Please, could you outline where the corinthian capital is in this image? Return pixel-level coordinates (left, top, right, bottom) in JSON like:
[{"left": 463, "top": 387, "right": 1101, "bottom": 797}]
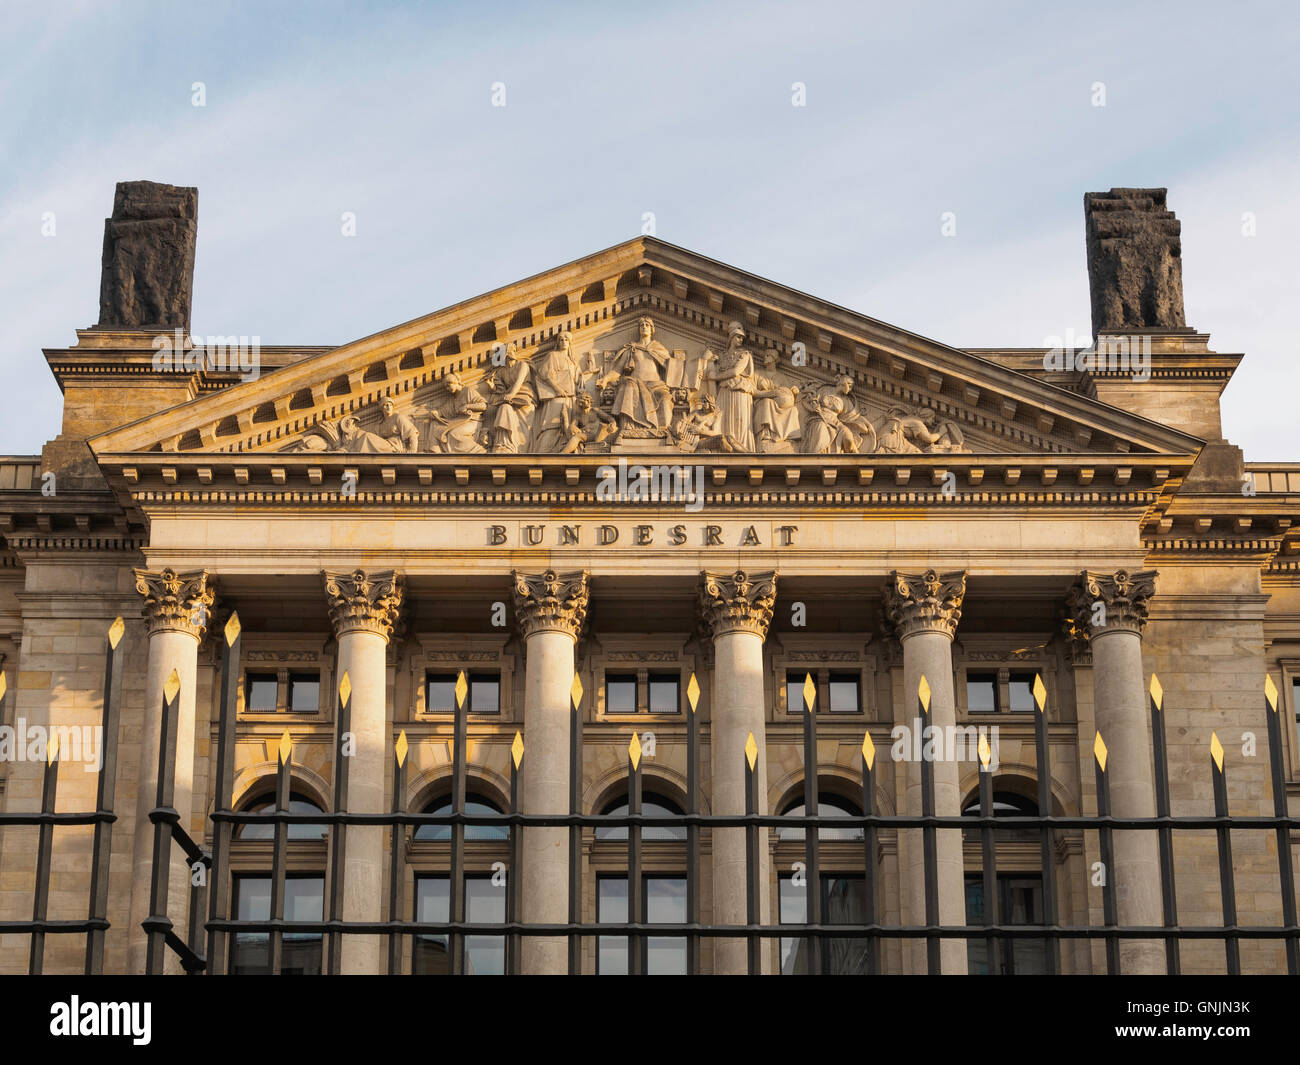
[
  {"left": 1065, "top": 569, "right": 1157, "bottom": 640},
  {"left": 882, "top": 569, "right": 966, "bottom": 640},
  {"left": 699, "top": 569, "right": 777, "bottom": 639},
  {"left": 511, "top": 569, "right": 590, "bottom": 639},
  {"left": 134, "top": 567, "right": 216, "bottom": 639},
  {"left": 322, "top": 569, "right": 405, "bottom": 640}
]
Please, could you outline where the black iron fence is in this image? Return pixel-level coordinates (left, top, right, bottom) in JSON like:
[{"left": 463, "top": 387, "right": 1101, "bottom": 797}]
[{"left": 3, "top": 612, "right": 1300, "bottom": 974}]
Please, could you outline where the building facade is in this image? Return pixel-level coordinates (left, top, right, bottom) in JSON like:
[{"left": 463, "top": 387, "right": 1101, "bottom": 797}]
[{"left": 1, "top": 182, "right": 1297, "bottom": 974}]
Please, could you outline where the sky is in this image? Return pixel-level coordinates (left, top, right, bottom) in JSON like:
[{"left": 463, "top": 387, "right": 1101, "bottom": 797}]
[{"left": 1, "top": 0, "right": 1297, "bottom": 457}]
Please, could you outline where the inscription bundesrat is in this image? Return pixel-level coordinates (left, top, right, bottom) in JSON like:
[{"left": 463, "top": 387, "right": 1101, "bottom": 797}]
[{"left": 487, "top": 523, "right": 799, "bottom": 547}]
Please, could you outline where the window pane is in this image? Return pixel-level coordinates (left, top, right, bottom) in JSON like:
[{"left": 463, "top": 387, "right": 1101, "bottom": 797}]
[
  {"left": 1008, "top": 672, "right": 1037, "bottom": 713},
  {"left": 648, "top": 674, "right": 679, "bottom": 714},
  {"left": 469, "top": 673, "right": 499, "bottom": 714},
  {"left": 821, "top": 876, "right": 869, "bottom": 974},
  {"left": 414, "top": 797, "right": 507, "bottom": 841},
  {"left": 827, "top": 673, "right": 859, "bottom": 713},
  {"left": 777, "top": 794, "right": 862, "bottom": 840},
  {"left": 966, "top": 673, "right": 998, "bottom": 713},
  {"left": 786, "top": 671, "right": 815, "bottom": 713},
  {"left": 778, "top": 876, "right": 808, "bottom": 974},
  {"left": 246, "top": 674, "right": 278, "bottom": 712},
  {"left": 414, "top": 877, "right": 450, "bottom": 974},
  {"left": 235, "top": 795, "right": 327, "bottom": 840},
  {"left": 595, "top": 797, "right": 686, "bottom": 841},
  {"left": 289, "top": 674, "right": 319, "bottom": 713},
  {"left": 464, "top": 877, "right": 506, "bottom": 975},
  {"left": 606, "top": 675, "right": 637, "bottom": 714},
  {"left": 965, "top": 875, "right": 1047, "bottom": 975},
  {"left": 427, "top": 673, "right": 458, "bottom": 713},
  {"left": 646, "top": 877, "right": 687, "bottom": 975},
  {"left": 232, "top": 875, "right": 322, "bottom": 975},
  {"left": 597, "top": 877, "right": 629, "bottom": 975}
]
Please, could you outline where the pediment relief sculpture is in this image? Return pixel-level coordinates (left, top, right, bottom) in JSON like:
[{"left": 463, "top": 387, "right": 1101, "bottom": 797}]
[{"left": 279, "top": 314, "right": 973, "bottom": 457}]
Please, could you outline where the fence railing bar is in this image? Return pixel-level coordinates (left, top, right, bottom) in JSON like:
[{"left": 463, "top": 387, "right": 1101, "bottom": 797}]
[
  {"left": 28, "top": 742, "right": 59, "bottom": 975},
  {"left": 144, "top": 677, "right": 181, "bottom": 975},
  {"left": 85, "top": 619, "right": 124, "bottom": 975},
  {"left": 205, "top": 614, "right": 240, "bottom": 976},
  {"left": 1033, "top": 676, "right": 1059, "bottom": 974},
  {"left": 1149, "top": 682, "right": 1180, "bottom": 976},
  {"left": 1211, "top": 738, "right": 1240, "bottom": 975},
  {"left": 1264, "top": 679, "right": 1299, "bottom": 975},
  {"left": 326, "top": 677, "right": 352, "bottom": 976}
]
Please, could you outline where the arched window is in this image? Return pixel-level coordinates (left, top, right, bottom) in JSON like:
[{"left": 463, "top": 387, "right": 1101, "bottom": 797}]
[
  {"left": 961, "top": 791, "right": 1039, "bottom": 818},
  {"left": 414, "top": 792, "right": 508, "bottom": 841},
  {"left": 235, "top": 792, "right": 327, "bottom": 840},
  {"left": 777, "top": 792, "right": 864, "bottom": 841},
  {"left": 594, "top": 793, "right": 687, "bottom": 842}
]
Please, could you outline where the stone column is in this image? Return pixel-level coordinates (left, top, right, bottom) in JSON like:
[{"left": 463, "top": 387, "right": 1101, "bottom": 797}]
[
  {"left": 127, "top": 567, "right": 215, "bottom": 974},
  {"left": 883, "top": 569, "right": 968, "bottom": 975},
  {"left": 699, "top": 569, "right": 777, "bottom": 975},
  {"left": 511, "top": 568, "right": 589, "bottom": 974},
  {"left": 323, "top": 568, "right": 404, "bottom": 975},
  {"left": 1066, "top": 569, "right": 1163, "bottom": 974}
]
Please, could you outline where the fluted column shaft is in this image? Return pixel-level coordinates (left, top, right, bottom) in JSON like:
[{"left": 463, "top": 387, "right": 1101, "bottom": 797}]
[
  {"left": 512, "top": 569, "right": 589, "bottom": 974},
  {"left": 323, "top": 568, "right": 404, "bottom": 975},
  {"left": 884, "top": 569, "right": 968, "bottom": 975},
  {"left": 127, "top": 568, "right": 214, "bottom": 974},
  {"left": 700, "top": 569, "right": 776, "bottom": 974},
  {"left": 1068, "top": 569, "right": 1163, "bottom": 974}
]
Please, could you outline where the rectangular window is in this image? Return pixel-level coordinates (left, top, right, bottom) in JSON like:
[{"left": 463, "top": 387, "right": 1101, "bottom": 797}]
[
  {"left": 288, "top": 673, "right": 320, "bottom": 714},
  {"left": 1293, "top": 678, "right": 1300, "bottom": 723},
  {"left": 231, "top": 874, "right": 323, "bottom": 975},
  {"left": 827, "top": 672, "right": 860, "bottom": 714},
  {"left": 426, "top": 673, "right": 458, "bottom": 713},
  {"left": 413, "top": 875, "right": 505, "bottom": 975},
  {"left": 778, "top": 874, "right": 869, "bottom": 974},
  {"left": 966, "top": 672, "right": 998, "bottom": 714},
  {"left": 965, "top": 875, "right": 1047, "bottom": 975},
  {"left": 597, "top": 875, "right": 687, "bottom": 975},
  {"left": 648, "top": 673, "right": 680, "bottom": 714},
  {"left": 245, "top": 674, "right": 279, "bottom": 713},
  {"left": 605, "top": 673, "right": 638, "bottom": 714},
  {"left": 1008, "top": 672, "right": 1038, "bottom": 713},
  {"left": 425, "top": 671, "right": 500, "bottom": 714},
  {"left": 786, "top": 670, "right": 816, "bottom": 713}
]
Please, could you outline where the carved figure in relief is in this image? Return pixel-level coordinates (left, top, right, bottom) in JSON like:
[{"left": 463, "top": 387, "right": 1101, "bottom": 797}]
[
  {"left": 800, "top": 376, "right": 875, "bottom": 454},
  {"left": 483, "top": 343, "right": 535, "bottom": 453},
  {"left": 753, "top": 351, "right": 802, "bottom": 453},
  {"left": 702, "top": 321, "right": 756, "bottom": 453},
  {"left": 562, "top": 392, "right": 617, "bottom": 453},
  {"left": 530, "top": 330, "right": 585, "bottom": 453},
  {"left": 425, "top": 372, "right": 487, "bottom": 453},
  {"left": 282, "top": 397, "right": 418, "bottom": 454},
  {"left": 874, "top": 405, "right": 968, "bottom": 454},
  {"left": 600, "top": 315, "right": 675, "bottom": 443}
]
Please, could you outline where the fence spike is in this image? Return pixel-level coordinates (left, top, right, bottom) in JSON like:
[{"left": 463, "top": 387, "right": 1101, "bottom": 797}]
[
  {"left": 861, "top": 730, "right": 875, "bottom": 771},
  {"left": 163, "top": 669, "right": 181, "bottom": 703},
  {"left": 802, "top": 672, "right": 816, "bottom": 713},
  {"left": 395, "top": 729, "right": 408, "bottom": 768},
  {"left": 1033, "top": 672, "right": 1047, "bottom": 712},
  {"left": 978, "top": 731, "right": 991, "bottom": 769},
  {"left": 278, "top": 729, "right": 292, "bottom": 764},
  {"left": 108, "top": 616, "right": 125, "bottom": 649},
  {"left": 338, "top": 670, "right": 352, "bottom": 708},
  {"left": 1149, "top": 673, "right": 1164, "bottom": 711},
  {"left": 1210, "top": 730, "right": 1224, "bottom": 772},
  {"left": 455, "top": 670, "right": 468, "bottom": 710},
  {"left": 0, "top": 670, "right": 6, "bottom": 703},
  {"left": 570, "top": 672, "right": 584, "bottom": 709},
  {"left": 628, "top": 730, "right": 642, "bottom": 770},
  {"left": 1265, "top": 673, "right": 1279, "bottom": 713},
  {"left": 224, "top": 611, "right": 241, "bottom": 646},
  {"left": 1093, "top": 730, "right": 1108, "bottom": 772},
  {"left": 47, "top": 729, "right": 60, "bottom": 764},
  {"left": 511, "top": 730, "right": 525, "bottom": 768},
  {"left": 744, "top": 731, "right": 758, "bottom": 770},
  {"left": 917, "top": 674, "right": 932, "bottom": 713}
]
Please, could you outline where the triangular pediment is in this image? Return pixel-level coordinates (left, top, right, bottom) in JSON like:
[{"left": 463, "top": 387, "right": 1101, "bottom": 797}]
[{"left": 88, "top": 237, "right": 1202, "bottom": 463}]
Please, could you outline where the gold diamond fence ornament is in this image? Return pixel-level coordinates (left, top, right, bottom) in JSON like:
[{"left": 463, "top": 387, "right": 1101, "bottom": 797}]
[
  {"left": 978, "top": 732, "right": 992, "bottom": 769},
  {"left": 1149, "top": 673, "right": 1164, "bottom": 711},
  {"left": 455, "top": 671, "right": 468, "bottom": 710},
  {"left": 687, "top": 672, "right": 701, "bottom": 714},
  {"left": 629, "top": 731, "right": 643, "bottom": 771},
  {"left": 1266, "top": 673, "right": 1279, "bottom": 713},
  {"left": 338, "top": 671, "right": 352, "bottom": 708},
  {"left": 1210, "top": 731, "right": 1225, "bottom": 772},
  {"left": 0, "top": 671, "right": 7, "bottom": 704},
  {"left": 917, "top": 674, "right": 932, "bottom": 714},
  {"left": 395, "top": 730, "right": 409, "bottom": 768},
  {"left": 163, "top": 669, "right": 181, "bottom": 704},
  {"left": 48, "top": 729, "right": 59, "bottom": 764},
  {"left": 1093, "top": 731, "right": 1108, "bottom": 773},
  {"left": 511, "top": 731, "right": 525, "bottom": 769},
  {"left": 744, "top": 732, "right": 758, "bottom": 771},
  {"left": 278, "top": 730, "right": 292, "bottom": 765},
  {"left": 861, "top": 731, "right": 876, "bottom": 772},
  {"left": 802, "top": 673, "right": 816, "bottom": 713},
  {"left": 224, "top": 611, "right": 241, "bottom": 647},
  {"left": 108, "top": 616, "right": 126, "bottom": 650},
  {"left": 570, "top": 672, "right": 584, "bottom": 710},
  {"left": 1033, "top": 673, "right": 1047, "bottom": 713}
]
